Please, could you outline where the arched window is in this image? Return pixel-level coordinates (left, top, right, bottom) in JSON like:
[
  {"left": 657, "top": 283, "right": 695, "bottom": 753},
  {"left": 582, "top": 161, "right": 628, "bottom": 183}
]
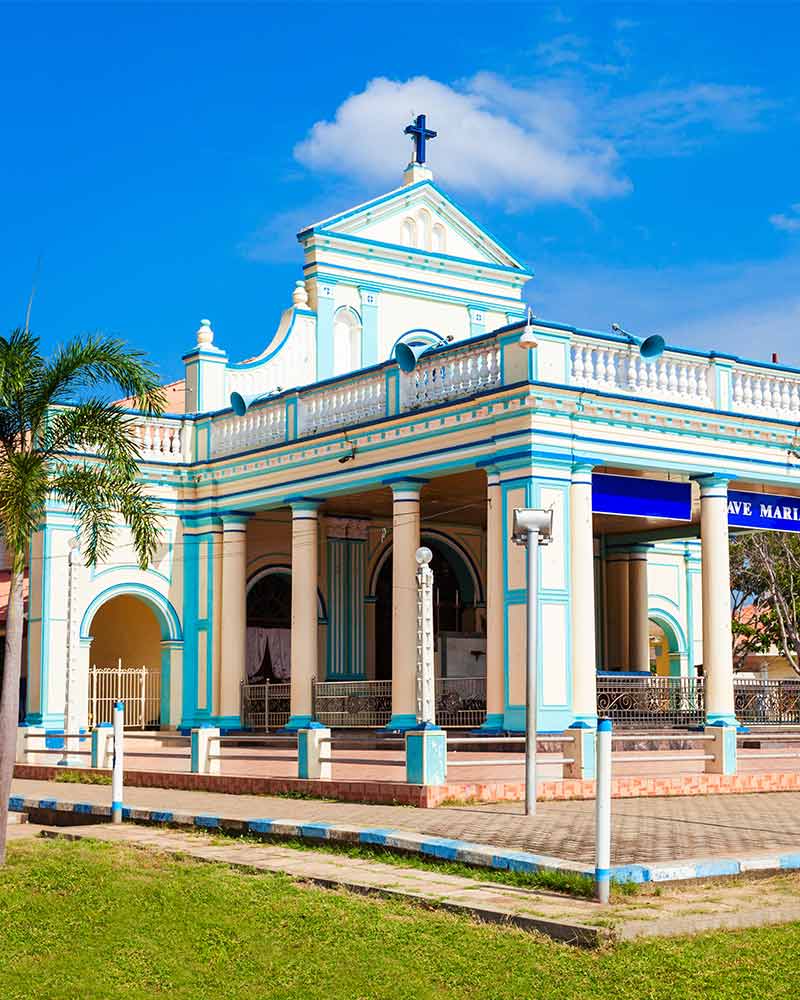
[
  {"left": 401, "top": 217, "right": 417, "bottom": 247},
  {"left": 431, "top": 223, "right": 446, "bottom": 253},
  {"left": 417, "top": 208, "right": 432, "bottom": 250},
  {"left": 333, "top": 307, "right": 362, "bottom": 376}
]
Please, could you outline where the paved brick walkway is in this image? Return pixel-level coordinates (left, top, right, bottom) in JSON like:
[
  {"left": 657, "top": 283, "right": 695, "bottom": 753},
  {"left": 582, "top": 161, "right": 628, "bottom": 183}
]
[{"left": 11, "top": 777, "right": 800, "bottom": 866}]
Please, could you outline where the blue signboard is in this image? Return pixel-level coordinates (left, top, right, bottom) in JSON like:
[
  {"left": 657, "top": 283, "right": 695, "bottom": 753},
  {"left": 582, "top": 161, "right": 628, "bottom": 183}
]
[
  {"left": 592, "top": 474, "right": 692, "bottom": 521},
  {"left": 728, "top": 490, "right": 800, "bottom": 532}
]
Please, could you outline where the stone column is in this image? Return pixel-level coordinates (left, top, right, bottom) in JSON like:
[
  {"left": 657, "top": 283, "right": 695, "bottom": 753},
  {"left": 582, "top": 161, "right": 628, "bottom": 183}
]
[
  {"left": 287, "top": 501, "right": 320, "bottom": 729},
  {"left": 628, "top": 545, "right": 651, "bottom": 673},
  {"left": 479, "top": 471, "right": 505, "bottom": 732},
  {"left": 570, "top": 464, "right": 597, "bottom": 727},
  {"left": 219, "top": 513, "right": 250, "bottom": 729},
  {"left": 605, "top": 550, "right": 630, "bottom": 669},
  {"left": 698, "top": 476, "right": 737, "bottom": 725},
  {"left": 387, "top": 480, "right": 424, "bottom": 731}
]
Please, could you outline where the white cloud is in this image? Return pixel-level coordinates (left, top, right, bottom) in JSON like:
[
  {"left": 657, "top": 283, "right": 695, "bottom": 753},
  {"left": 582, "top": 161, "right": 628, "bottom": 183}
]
[
  {"left": 535, "top": 33, "right": 587, "bottom": 67},
  {"left": 294, "top": 72, "right": 775, "bottom": 207},
  {"left": 770, "top": 204, "right": 800, "bottom": 233},
  {"left": 294, "top": 75, "right": 630, "bottom": 206},
  {"left": 600, "top": 84, "right": 774, "bottom": 154}
]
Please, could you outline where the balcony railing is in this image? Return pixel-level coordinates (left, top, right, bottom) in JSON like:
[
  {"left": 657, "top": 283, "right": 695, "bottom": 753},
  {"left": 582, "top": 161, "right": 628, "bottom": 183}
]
[{"left": 111, "top": 322, "right": 800, "bottom": 463}]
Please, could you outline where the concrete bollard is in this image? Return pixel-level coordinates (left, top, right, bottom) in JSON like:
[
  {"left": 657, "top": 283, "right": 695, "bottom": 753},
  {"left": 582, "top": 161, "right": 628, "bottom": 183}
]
[
  {"left": 190, "top": 727, "right": 221, "bottom": 775},
  {"left": 112, "top": 701, "right": 125, "bottom": 824},
  {"left": 405, "top": 723, "right": 447, "bottom": 785},
  {"left": 91, "top": 723, "right": 114, "bottom": 770},
  {"left": 563, "top": 726, "right": 596, "bottom": 780},
  {"left": 298, "top": 726, "right": 331, "bottom": 780},
  {"left": 595, "top": 718, "right": 612, "bottom": 904},
  {"left": 704, "top": 722, "right": 737, "bottom": 775}
]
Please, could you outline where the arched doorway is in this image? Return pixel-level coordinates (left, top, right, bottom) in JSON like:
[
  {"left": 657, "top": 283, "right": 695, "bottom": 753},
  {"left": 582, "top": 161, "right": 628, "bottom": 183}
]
[
  {"left": 372, "top": 535, "right": 482, "bottom": 681},
  {"left": 87, "top": 594, "right": 163, "bottom": 727},
  {"left": 246, "top": 570, "right": 292, "bottom": 683},
  {"left": 648, "top": 615, "right": 686, "bottom": 677}
]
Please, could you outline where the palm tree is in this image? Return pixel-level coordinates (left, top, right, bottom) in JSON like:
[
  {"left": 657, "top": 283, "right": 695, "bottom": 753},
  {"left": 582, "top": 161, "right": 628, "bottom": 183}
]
[{"left": 0, "top": 328, "right": 165, "bottom": 863}]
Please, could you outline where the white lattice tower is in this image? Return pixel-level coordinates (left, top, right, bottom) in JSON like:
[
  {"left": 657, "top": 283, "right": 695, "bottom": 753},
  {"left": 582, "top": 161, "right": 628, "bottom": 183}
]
[{"left": 415, "top": 547, "right": 435, "bottom": 724}]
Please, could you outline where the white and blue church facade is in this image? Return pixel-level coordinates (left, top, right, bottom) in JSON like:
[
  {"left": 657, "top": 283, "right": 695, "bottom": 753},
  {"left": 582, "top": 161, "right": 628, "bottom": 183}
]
[{"left": 21, "top": 116, "right": 800, "bottom": 738}]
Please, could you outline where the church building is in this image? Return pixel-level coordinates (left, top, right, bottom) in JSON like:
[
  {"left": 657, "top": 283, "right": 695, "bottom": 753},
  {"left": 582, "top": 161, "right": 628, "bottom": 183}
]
[{"left": 21, "top": 115, "right": 800, "bottom": 737}]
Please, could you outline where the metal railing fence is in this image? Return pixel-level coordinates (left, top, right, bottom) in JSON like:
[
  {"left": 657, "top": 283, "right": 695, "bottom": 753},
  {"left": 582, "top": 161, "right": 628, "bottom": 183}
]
[
  {"left": 241, "top": 677, "right": 489, "bottom": 730},
  {"left": 734, "top": 678, "right": 800, "bottom": 725},
  {"left": 596, "top": 675, "right": 704, "bottom": 728},
  {"left": 240, "top": 681, "right": 291, "bottom": 730}
]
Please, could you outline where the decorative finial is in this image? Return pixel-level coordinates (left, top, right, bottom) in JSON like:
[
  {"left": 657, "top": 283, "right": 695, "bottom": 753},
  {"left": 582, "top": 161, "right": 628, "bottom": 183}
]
[
  {"left": 196, "top": 318, "right": 214, "bottom": 346},
  {"left": 292, "top": 280, "right": 309, "bottom": 307}
]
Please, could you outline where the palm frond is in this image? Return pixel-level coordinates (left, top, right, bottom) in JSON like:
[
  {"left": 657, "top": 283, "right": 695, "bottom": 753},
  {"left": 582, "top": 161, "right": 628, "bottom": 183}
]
[
  {"left": 0, "top": 451, "right": 49, "bottom": 572},
  {"left": 28, "top": 334, "right": 166, "bottom": 436},
  {"left": 43, "top": 400, "right": 142, "bottom": 479},
  {"left": 52, "top": 462, "right": 162, "bottom": 569}
]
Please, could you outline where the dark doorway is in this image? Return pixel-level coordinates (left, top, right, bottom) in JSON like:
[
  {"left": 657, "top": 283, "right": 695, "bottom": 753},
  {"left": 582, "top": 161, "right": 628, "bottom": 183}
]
[
  {"left": 373, "top": 539, "right": 476, "bottom": 680},
  {"left": 246, "top": 572, "right": 292, "bottom": 682}
]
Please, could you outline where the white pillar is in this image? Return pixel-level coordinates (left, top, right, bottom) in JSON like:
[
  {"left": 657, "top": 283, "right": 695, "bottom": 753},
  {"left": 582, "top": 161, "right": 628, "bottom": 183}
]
[
  {"left": 699, "top": 476, "right": 737, "bottom": 725},
  {"left": 605, "top": 550, "right": 630, "bottom": 669},
  {"left": 388, "top": 480, "right": 423, "bottom": 730},
  {"left": 287, "top": 502, "right": 320, "bottom": 728},
  {"left": 570, "top": 464, "right": 597, "bottom": 726},
  {"left": 628, "top": 546, "right": 651, "bottom": 673},
  {"left": 481, "top": 471, "right": 505, "bottom": 731},
  {"left": 219, "top": 514, "right": 249, "bottom": 728}
]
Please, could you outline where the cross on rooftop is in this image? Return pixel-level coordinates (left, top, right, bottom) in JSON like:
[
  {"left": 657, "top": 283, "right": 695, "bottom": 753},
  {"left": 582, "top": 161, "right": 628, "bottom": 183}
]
[{"left": 404, "top": 114, "right": 437, "bottom": 165}]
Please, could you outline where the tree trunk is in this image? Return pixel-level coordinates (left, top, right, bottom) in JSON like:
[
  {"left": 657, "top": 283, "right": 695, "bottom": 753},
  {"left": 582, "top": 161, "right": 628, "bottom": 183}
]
[{"left": 0, "top": 566, "right": 26, "bottom": 866}]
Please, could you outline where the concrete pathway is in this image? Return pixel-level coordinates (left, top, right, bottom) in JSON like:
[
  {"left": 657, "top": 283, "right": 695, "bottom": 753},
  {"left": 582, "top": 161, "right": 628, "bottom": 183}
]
[
  {"left": 36, "top": 823, "right": 800, "bottom": 946},
  {"left": 11, "top": 777, "right": 800, "bottom": 866}
]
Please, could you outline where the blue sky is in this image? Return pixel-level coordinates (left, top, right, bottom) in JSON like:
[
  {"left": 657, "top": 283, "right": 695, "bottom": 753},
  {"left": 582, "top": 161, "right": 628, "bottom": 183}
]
[{"left": 2, "top": 2, "right": 800, "bottom": 384}]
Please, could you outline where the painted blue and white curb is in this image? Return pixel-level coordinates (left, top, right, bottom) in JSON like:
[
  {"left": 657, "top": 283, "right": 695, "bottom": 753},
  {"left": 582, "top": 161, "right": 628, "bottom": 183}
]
[{"left": 9, "top": 794, "right": 800, "bottom": 886}]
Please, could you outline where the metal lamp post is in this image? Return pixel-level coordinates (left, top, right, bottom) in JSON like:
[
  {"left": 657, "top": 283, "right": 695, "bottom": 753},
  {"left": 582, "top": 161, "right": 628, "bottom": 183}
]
[{"left": 512, "top": 507, "right": 554, "bottom": 817}]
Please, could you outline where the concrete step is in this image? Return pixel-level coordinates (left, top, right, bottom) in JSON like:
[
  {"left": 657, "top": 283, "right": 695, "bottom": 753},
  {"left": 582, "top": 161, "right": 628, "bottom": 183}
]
[{"left": 7, "top": 811, "right": 29, "bottom": 825}]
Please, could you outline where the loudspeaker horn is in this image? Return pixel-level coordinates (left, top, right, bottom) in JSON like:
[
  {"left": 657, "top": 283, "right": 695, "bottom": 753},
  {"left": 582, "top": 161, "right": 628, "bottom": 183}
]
[
  {"left": 395, "top": 340, "right": 434, "bottom": 373},
  {"left": 611, "top": 324, "right": 665, "bottom": 362},
  {"left": 230, "top": 390, "right": 265, "bottom": 416}
]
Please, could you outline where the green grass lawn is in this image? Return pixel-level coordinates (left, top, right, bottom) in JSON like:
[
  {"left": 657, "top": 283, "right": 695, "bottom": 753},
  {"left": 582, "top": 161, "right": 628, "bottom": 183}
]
[{"left": 2, "top": 838, "right": 799, "bottom": 1000}]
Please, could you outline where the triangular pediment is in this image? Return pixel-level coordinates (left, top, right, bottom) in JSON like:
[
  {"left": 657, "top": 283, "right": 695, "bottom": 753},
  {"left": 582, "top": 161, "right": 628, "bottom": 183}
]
[{"left": 298, "top": 180, "right": 528, "bottom": 274}]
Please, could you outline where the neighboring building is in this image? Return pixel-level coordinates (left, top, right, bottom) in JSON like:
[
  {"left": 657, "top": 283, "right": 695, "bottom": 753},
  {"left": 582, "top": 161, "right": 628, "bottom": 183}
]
[{"left": 20, "top": 118, "right": 800, "bottom": 735}]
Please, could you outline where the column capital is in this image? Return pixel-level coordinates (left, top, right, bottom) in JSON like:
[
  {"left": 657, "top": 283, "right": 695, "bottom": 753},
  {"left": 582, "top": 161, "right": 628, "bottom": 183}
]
[
  {"left": 289, "top": 498, "right": 322, "bottom": 516},
  {"left": 386, "top": 477, "right": 426, "bottom": 500},
  {"left": 571, "top": 461, "right": 595, "bottom": 484},
  {"left": 692, "top": 473, "right": 734, "bottom": 495},
  {"left": 219, "top": 510, "right": 252, "bottom": 531}
]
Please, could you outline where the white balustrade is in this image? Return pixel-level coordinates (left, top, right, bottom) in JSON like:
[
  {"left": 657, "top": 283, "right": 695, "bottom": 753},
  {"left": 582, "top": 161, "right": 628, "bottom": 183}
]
[
  {"left": 298, "top": 371, "right": 385, "bottom": 436},
  {"left": 731, "top": 367, "right": 800, "bottom": 419},
  {"left": 569, "top": 341, "right": 712, "bottom": 407},
  {"left": 211, "top": 400, "right": 286, "bottom": 457},
  {"left": 128, "top": 418, "right": 187, "bottom": 463},
  {"left": 401, "top": 341, "right": 501, "bottom": 410}
]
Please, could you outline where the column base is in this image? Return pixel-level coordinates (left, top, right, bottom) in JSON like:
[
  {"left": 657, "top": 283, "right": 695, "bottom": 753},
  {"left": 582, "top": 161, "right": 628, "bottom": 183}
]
[
  {"left": 382, "top": 713, "right": 419, "bottom": 733},
  {"left": 281, "top": 714, "right": 317, "bottom": 732},
  {"left": 472, "top": 713, "right": 506, "bottom": 736},
  {"left": 503, "top": 706, "right": 574, "bottom": 733},
  {"left": 212, "top": 715, "right": 243, "bottom": 732},
  {"left": 706, "top": 714, "right": 739, "bottom": 728}
]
